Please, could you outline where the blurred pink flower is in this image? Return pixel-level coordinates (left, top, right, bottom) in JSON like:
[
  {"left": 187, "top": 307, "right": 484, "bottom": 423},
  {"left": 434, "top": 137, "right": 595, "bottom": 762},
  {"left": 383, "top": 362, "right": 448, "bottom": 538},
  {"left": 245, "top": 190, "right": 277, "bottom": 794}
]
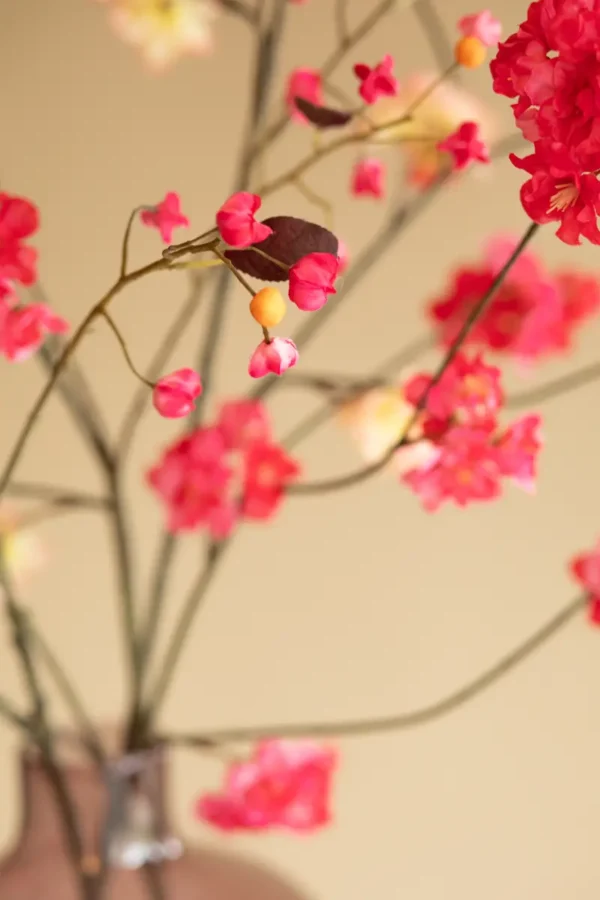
[
  {"left": 353, "top": 55, "right": 398, "bottom": 104},
  {"left": 286, "top": 68, "right": 323, "bottom": 124},
  {"left": 216, "top": 192, "right": 273, "bottom": 248},
  {"left": 570, "top": 541, "right": 600, "bottom": 626},
  {"left": 458, "top": 10, "right": 501, "bottom": 47},
  {"left": 216, "top": 399, "right": 270, "bottom": 450},
  {"left": 495, "top": 414, "right": 542, "bottom": 494},
  {"left": 152, "top": 367, "right": 202, "bottom": 418},
  {"left": 140, "top": 192, "right": 189, "bottom": 243},
  {"left": 106, "top": 0, "right": 216, "bottom": 70},
  {"left": 241, "top": 441, "right": 301, "bottom": 520},
  {"left": 248, "top": 337, "right": 298, "bottom": 378},
  {"left": 437, "top": 121, "right": 490, "bottom": 170},
  {"left": 196, "top": 741, "right": 337, "bottom": 832},
  {"left": 351, "top": 157, "right": 385, "bottom": 198},
  {"left": 0, "top": 284, "right": 69, "bottom": 363},
  {"left": 0, "top": 192, "right": 39, "bottom": 286}
]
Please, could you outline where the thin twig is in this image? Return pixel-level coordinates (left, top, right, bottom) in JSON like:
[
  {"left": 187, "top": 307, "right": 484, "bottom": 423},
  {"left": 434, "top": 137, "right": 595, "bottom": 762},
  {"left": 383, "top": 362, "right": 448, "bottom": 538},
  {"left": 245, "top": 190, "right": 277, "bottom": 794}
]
[
  {"left": 221, "top": 0, "right": 258, "bottom": 25},
  {"left": 413, "top": 0, "right": 457, "bottom": 74},
  {"left": 120, "top": 206, "right": 143, "bottom": 279},
  {"left": 116, "top": 273, "right": 209, "bottom": 457},
  {"left": 168, "top": 595, "right": 586, "bottom": 745},
  {"left": 507, "top": 361, "right": 600, "bottom": 410},
  {"left": 6, "top": 481, "right": 111, "bottom": 510},
  {"left": 102, "top": 311, "right": 154, "bottom": 389},
  {"left": 0, "top": 694, "right": 32, "bottom": 734}
]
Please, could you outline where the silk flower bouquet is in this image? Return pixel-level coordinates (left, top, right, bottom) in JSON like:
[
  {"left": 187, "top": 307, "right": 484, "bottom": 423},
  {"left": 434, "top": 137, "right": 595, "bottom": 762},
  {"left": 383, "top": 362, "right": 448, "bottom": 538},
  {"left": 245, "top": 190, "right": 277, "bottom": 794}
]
[{"left": 1, "top": 0, "right": 600, "bottom": 897}]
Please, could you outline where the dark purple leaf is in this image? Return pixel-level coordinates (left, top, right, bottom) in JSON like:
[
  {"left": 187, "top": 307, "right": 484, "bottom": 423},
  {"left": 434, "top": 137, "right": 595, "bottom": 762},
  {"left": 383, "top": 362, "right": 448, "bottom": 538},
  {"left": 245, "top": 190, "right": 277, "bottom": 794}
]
[
  {"left": 226, "top": 216, "right": 339, "bottom": 282},
  {"left": 293, "top": 97, "right": 354, "bottom": 129}
]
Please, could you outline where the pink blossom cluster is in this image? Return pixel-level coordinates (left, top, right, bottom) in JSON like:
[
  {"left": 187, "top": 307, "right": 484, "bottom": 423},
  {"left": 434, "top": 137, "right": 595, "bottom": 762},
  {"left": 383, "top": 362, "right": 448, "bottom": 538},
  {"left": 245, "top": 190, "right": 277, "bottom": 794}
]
[
  {"left": 0, "top": 193, "right": 69, "bottom": 362},
  {"left": 399, "top": 352, "right": 542, "bottom": 511},
  {"left": 197, "top": 740, "right": 336, "bottom": 832},
  {"left": 147, "top": 399, "right": 300, "bottom": 535},
  {"left": 428, "top": 236, "right": 600, "bottom": 362},
  {"left": 491, "top": 0, "right": 600, "bottom": 244}
]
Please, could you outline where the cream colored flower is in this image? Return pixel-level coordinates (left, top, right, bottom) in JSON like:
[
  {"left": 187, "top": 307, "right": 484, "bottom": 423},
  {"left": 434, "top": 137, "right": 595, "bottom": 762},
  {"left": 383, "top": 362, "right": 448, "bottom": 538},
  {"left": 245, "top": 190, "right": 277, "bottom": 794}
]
[
  {"left": 108, "top": 0, "right": 216, "bottom": 70},
  {"left": 0, "top": 505, "right": 45, "bottom": 592}
]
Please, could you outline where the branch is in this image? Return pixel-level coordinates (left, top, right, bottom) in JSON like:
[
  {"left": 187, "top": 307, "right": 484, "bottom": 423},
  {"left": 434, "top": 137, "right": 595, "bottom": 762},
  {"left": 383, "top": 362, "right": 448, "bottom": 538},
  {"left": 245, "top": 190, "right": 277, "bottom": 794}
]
[
  {"left": 221, "top": 0, "right": 259, "bottom": 26},
  {"left": 289, "top": 222, "right": 540, "bottom": 496},
  {"left": 6, "top": 481, "right": 111, "bottom": 510},
  {"left": 167, "top": 594, "right": 586, "bottom": 746},
  {"left": 507, "top": 361, "right": 600, "bottom": 410},
  {"left": 413, "top": 0, "right": 456, "bottom": 74}
]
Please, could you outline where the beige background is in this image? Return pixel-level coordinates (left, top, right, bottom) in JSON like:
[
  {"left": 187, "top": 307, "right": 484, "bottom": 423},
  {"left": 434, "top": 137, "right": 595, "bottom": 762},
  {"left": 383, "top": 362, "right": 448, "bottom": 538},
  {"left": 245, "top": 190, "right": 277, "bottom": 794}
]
[{"left": 2, "top": 0, "right": 600, "bottom": 897}]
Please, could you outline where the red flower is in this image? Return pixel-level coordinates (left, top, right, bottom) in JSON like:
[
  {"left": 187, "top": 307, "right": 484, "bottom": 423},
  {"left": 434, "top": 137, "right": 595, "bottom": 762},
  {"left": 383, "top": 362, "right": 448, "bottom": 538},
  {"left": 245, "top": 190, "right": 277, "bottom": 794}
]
[
  {"left": 570, "top": 541, "right": 600, "bottom": 626},
  {"left": 288, "top": 252, "right": 339, "bottom": 311},
  {"left": 216, "top": 192, "right": 273, "bottom": 248},
  {"left": 196, "top": 741, "right": 337, "bottom": 832},
  {"left": 353, "top": 55, "right": 398, "bottom": 104},
  {"left": 459, "top": 10, "right": 502, "bottom": 47},
  {"left": 0, "top": 193, "right": 39, "bottom": 286},
  {"left": 490, "top": 1, "right": 600, "bottom": 244},
  {"left": 152, "top": 368, "right": 202, "bottom": 418},
  {"left": 147, "top": 427, "right": 234, "bottom": 536},
  {"left": 404, "top": 352, "right": 503, "bottom": 427},
  {"left": 496, "top": 414, "right": 542, "bottom": 493},
  {"left": 248, "top": 337, "right": 298, "bottom": 378},
  {"left": 286, "top": 68, "right": 323, "bottom": 123},
  {"left": 0, "top": 284, "right": 69, "bottom": 362},
  {"left": 140, "top": 192, "right": 189, "bottom": 244},
  {"left": 437, "top": 121, "right": 490, "bottom": 170},
  {"left": 351, "top": 157, "right": 385, "bottom": 198},
  {"left": 241, "top": 440, "right": 301, "bottom": 520}
]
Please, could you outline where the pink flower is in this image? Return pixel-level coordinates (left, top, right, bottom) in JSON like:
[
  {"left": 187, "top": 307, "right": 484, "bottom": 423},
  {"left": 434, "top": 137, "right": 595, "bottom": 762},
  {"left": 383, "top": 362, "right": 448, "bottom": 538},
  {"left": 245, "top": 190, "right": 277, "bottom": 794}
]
[
  {"left": 437, "top": 121, "right": 490, "bottom": 170},
  {"left": 353, "top": 55, "right": 398, "bottom": 104},
  {"left": 248, "top": 337, "right": 299, "bottom": 379},
  {"left": 216, "top": 192, "right": 273, "bottom": 248},
  {"left": 147, "top": 426, "right": 235, "bottom": 535},
  {"left": 196, "top": 741, "right": 337, "bottom": 832},
  {"left": 351, "top": 157, "right": 386, "bottom": 198},
  {"left": 404, "top": 352, "right": 503, "bottom": 427},
  {"left": 458, "top": 10, "right": 501, "bottom": 46},
  {"left": 496, "top": 414, "right": 542, "bottom": 493},
  {"left": 428, "top": 235, "right": 600, "bottom": 361},
  {"left": 286, "top": 68, "right": 323, "bottom": 123},
  {"left": 242, "top": 441, "right": 301, "bottom": 520},
  {"left": 0, "top": 287, "right": 69, "bottom": 362},
  {"left": 570, "top": 541, "right": 600, "bottom": 626},
  {"left": 403, "top": 425, "right": 502, "bottom": 512},
  {"left": 140, "top": 191, "right": 189, "bottom": 244},
  {"left": 288, "top": 252, "right": 339, "bottom": 311},
  {"left": 152, "top": 367, "right": 202, "bottom": 418},
  {"left": 0, "top": 193, "right": 39, "bottom": 286},
  {"left": 216, "top": 399, "right": 271, "bottom": 450}
]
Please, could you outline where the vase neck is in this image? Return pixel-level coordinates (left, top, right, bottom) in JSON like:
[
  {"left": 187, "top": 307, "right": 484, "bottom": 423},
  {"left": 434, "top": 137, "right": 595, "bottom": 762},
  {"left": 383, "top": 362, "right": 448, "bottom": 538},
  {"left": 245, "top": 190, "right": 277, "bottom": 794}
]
[{"left": 16, "top": 744, "right": 182, "bottom": 869}]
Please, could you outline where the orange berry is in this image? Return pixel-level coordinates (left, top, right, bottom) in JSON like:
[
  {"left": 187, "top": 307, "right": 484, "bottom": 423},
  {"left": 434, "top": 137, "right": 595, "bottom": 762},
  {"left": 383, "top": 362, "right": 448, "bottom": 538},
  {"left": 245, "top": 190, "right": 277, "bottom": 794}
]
[
  {"left": 249, "top": 287, "right": 286, "bottom": 328},
  {"left": 455, "top": 36, "right": 486, "bottom": 69}
]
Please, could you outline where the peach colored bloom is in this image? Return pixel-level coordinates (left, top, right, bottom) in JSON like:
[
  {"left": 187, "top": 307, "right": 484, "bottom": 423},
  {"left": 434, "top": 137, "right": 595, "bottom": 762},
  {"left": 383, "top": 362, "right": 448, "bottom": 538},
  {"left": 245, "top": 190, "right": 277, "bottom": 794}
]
[
  {"left": 0, "top": 506, "right": 44, "bottom": 592},
  {"left": 107, "top": 0, "right": 216, "bottom": 70}
]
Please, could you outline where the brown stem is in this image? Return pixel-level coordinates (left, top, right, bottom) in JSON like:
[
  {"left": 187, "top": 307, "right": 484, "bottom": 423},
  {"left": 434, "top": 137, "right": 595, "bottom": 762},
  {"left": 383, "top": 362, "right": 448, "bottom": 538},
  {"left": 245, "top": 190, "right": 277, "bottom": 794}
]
[
  {"left": 167, "top": 594, "right": 586, "bottom": 746},
  {"left": 289, "top": 222, "right": 540, "bottom": 496},
  {"left": 6, "top": 481, "right": 111, "bottom": 510},
  {"left": 120, "top": 206, "right": 144, "bottom": 278},
  {"left": 506, "top": 361, "right": 600, "bottom": 410},
  {"left": 102, "top": 311, "right": 155, "bottom": 389}
]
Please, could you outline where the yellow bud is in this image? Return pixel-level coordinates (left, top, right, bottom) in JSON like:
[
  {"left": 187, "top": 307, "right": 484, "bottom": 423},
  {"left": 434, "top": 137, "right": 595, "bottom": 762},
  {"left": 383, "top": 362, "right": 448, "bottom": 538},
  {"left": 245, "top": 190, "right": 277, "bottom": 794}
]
[
  {"left": 455, "top": 36, "right": 486, "bottom": 69},
  {"left": 249, "top": 287, "right": 286, "bottom": 329}
]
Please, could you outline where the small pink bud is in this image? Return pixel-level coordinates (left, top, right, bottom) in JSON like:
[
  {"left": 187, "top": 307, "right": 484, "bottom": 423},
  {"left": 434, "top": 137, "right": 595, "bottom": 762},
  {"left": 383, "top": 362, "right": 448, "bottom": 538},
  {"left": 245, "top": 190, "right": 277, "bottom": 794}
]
[
  {"left": 216, "top": 192, "right": 273, "bottom": 248},
  {"left": 140, "top": 192, "right": 189, "bottom": 244},
  {"left": 351, "top": 157, "right": 386, "bottom": 199},
  {"left": 288, "top": 252, "right": 339, "bottom": 311},
  {"left": 248, "top": 337, "right": 299, "bottom": 379},
  {"left": 153, "top": 368, "right": 202, "bottom": 418}
]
